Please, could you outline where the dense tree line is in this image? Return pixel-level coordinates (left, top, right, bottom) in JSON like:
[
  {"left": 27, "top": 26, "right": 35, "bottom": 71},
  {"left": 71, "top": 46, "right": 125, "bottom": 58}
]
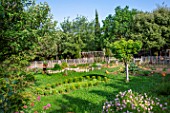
[{"left": 33, "top": 4, "right": 170, "bottom": 60}]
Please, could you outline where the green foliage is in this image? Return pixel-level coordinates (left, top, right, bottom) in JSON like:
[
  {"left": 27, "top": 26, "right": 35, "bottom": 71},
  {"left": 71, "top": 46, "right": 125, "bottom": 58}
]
[
  {"left": 111, "top": 38, "right": 142, "bottom": 63},
  {"left": 65, "top": 87, "right": 71, "bottom": 93},
  {"left": 77, "top": 64, "right": 89, "bottom": 68},
  {"left": 0, "top": 77, "right": 29, "bottom": 112},
  {"left": 75, "top": 83, "right": 81, "bottom": 89},
  {"left": 92, "top": 76, "right": 96, "bottom": 79},
  {"left": 94, "top": 10, "right": 102, "bottom": 50},
  {"left": 97, "top": 76, "right": 101, "bottom": 81},
  {"left": 102, "top": 6, "right": 137, "bottom": 48},
  {"left": 129, "top": 62, "right": 139, "bottom": 74},
  {"left": 69, "top": 65, "right": 77, "bottom": 68},
  {"left": 53, "top": 63, "right": 62, "bottom": 70},
  {"left": 68, "top": 78, "right": 73, "bottom": 83},
  {"left": 60, "top": 16, "right": 95, "bottom": 58},
  {"left": 91, "top": 63, "right": 98, "bottom": 68},
  {"left": 132, "top": 6, "right": 170, "bottom": 52},
  {"left": 61, "top": 62, "right": 68, "bottom": 69},
  {"left": 111, "top": 38, "right": 142, "bottom": 81},
  {"left": 138, "top": 70, "right": 151, "bottom": 76},
  {"left": 70, "top": 85, "right": 76, "bottom": 90}
]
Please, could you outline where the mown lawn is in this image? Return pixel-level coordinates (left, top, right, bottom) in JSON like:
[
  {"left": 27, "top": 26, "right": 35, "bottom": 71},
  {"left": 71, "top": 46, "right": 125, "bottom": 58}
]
[{"left": 26, "top": 66, "right": 170, "bottom": 113}]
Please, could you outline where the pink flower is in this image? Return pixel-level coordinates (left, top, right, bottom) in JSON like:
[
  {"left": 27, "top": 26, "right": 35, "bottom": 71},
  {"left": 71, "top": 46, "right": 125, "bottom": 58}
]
[
  {"left": 43, "top": 106, "right": 47, "bottom": 110},
  {"left": 160, "top": 104, "right": 162, "bottom": 108},
  {"left": 47, "top": 103, "right": 51, "bottom": 108},
  {"left": 30, "top": 102, "right": 34, "bottom": 107},
  {"left": 23, "top": 105, "right": 28, "bottom": 109},
  {"left": 37, "top": 96, "right": 41, "bottom": 101}
]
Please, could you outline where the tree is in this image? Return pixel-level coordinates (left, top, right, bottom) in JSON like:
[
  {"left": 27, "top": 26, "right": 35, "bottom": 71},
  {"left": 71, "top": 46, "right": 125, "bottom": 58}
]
[
  {"left": 102, "top": 6, "right": 137, "bottom": 49},
  {"left": 0, "top": 0, "right": 57, "bottom": 112},
  {"left": 94, "top": 10, "right": 101, "bottom": 50},
  {"left": 132, "top": 5, "right": 170, "bottom": 55},
  {"left": 132, "top": 12, "right": 166, "bottom": 55},
  {"left": 111, "top": 38, "right": 142, "bottom": 82},
  {"left": 60, "top": 16, "right": 95, "bottom": 58}
]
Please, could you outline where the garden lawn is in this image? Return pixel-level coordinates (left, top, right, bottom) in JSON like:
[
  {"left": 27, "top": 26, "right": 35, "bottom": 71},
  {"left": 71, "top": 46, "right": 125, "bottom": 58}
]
[{"left": 27, "top": 67, "right": 170, "bottom": 113}]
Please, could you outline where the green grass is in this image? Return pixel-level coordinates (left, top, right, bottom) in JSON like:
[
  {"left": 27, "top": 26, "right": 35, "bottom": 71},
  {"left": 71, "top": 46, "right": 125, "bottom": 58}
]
[{"left": 26, "top": 66, "right": 170, "bottom": 113}]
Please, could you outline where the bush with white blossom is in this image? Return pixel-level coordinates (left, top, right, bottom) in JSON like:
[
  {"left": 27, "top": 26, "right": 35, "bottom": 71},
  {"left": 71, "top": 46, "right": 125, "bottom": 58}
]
[{"left": 102, "top": 89, "right": 168, "bottom": 113}]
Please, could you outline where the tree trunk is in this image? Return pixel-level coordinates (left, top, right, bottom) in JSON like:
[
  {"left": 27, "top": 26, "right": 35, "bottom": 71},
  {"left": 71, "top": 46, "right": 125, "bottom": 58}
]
[{"left": 126, "top": 63, "right": 129, "bottom": 82}]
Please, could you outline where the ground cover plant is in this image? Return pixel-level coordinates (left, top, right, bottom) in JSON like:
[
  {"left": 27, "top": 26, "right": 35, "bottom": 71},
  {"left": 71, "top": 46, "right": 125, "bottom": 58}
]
[{"left": 23, "top": 66, "right": 170, "bottom": 113}]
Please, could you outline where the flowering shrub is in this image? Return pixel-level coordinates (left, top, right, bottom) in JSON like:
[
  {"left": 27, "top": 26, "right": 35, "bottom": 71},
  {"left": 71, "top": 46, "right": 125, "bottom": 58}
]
[
  {"left": 102, "top": 89, "right": 168, "bottom": 113},
  {"left": 16, "top": 96, "right": 51, "bottom": 113}
]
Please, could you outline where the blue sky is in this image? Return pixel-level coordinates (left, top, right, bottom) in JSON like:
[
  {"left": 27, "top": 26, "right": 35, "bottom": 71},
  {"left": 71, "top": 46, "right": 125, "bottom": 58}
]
[{"left": 36, "top": 0, "right": 170, "bottom": 25}]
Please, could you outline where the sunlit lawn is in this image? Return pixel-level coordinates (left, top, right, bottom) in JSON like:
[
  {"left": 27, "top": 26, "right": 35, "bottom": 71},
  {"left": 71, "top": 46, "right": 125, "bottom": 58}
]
[{"left": 27, "top": 66, "right": 170, "bottom": 113}]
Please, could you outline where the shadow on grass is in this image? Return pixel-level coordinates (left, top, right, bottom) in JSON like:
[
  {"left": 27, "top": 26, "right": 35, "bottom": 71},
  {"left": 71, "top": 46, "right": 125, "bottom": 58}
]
[
  {"left": 50, "top": 94, "right": 102, "bottom": 113},
  {"left": 50, "top": 73, "right": 170, "bottom": 113},
  {"left": 83, "top": 74, "right": 106, "bottom": 78},
  {"left": 90, "top": 74, "right": 161, "bottom": 101}
]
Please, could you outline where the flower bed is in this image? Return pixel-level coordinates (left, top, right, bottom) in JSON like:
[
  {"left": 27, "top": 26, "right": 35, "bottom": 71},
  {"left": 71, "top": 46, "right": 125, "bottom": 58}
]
[{"left": 102, "top": 89, "right": 168, "bottom": 113}]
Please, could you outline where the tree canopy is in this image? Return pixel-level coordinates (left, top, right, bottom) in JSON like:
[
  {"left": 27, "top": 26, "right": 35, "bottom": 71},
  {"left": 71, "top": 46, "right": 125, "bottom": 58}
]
[{"left": 111, "top": 38, "right": 142, "bottom": 82}]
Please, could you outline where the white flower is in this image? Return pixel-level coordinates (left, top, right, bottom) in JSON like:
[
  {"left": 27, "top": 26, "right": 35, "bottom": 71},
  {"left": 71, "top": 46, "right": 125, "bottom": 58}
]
[
  {"left": 150, "top": 106, "right": 153, "bottom": 110},
  {"left": 160, "top": 104, "right": 162, "bottom": 108},
  {"left": 128, "top": 89, "right": 132, "bottom": 93},
  {"left": 115, "top": 98, "right": 119, "bottom": 101},
  {"left": 164, "top": 102, "right": 167, "bottom": 105}
]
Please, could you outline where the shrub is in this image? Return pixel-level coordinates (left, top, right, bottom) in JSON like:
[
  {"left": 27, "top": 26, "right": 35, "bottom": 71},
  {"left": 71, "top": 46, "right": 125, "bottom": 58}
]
[
  {"left": 64, "top": 79, "right": 68, "bottom": 84},
  {"left": 84, "top": 82, "right": 88, "bottom": 88},
  {"left": 129, "top": 62, "right": 139, "bottom": 74},
  {"left": 58, "top": 89, "right": 64, "bottom": 94},
  {"left": 73, "top": 77, "right": 79, "bottom": 82},
  {"left": 91, "top": 63, "right": 98, "bottom": 68},
  {"left": 103, "top": 77, "right": 108, "bottom": 82},
  {"left": 16, "top": 96, "right": 51, "bottom": 113},
  {"left": 97, "top": 76, "right": 101, "bottom": 81},
  {"left": 93, "top": 81, "right": 99, "bottom": 86},
  {"left": 52, "top": 89, "right": 57, "bottom": 94},
  {"left": 61, "top": 62, "right": 68, "bottom": 69},
  {"left": 75, "top": 83, "right": 81, "bottom": 89},
  {"left": 92, "top": 76, "right": 96, "bottom": 79},
  {"left": 58, "top": 82, "right": 62, "bottom": 86},
  {"left": 86, "top": 76, "right": 90, "bottom": 80},
  {"left": 143, "top": 71, "right": 151, "bottom": 76},
  {"left": 79, "top": 77, "right": 84, "bottom": 82},
  {"left": 51, "top": 84, "right": 55, "bottom": 88},
  {"left": 55, "top": 83, "right": 59, "bottom": 86},
  {"left": 70, "top": 85, "right": 76, "bottom": 90},
  {"left": 69, "top": 65, "right": 77, "bottom": 68},
  {"left": 68, "top": 78, "right": 73, "bottom": 83},
  {"left": 53, "top": 63, "right": 62, "bottom": 70},
  {"left": 65, "top": 87, "right": 70, "bottom": 93},
  {"left": 88, "top": 82, "right": 93, "bottom": 87},
  {"left": 77, "top": 64, "right": 89, "bottom": 68},
  {"left": 25, "top": 72, "right": 35, "bottom": 82},
  {"left": 102, "top": 89, "right": 168, "bottom": 113}
]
